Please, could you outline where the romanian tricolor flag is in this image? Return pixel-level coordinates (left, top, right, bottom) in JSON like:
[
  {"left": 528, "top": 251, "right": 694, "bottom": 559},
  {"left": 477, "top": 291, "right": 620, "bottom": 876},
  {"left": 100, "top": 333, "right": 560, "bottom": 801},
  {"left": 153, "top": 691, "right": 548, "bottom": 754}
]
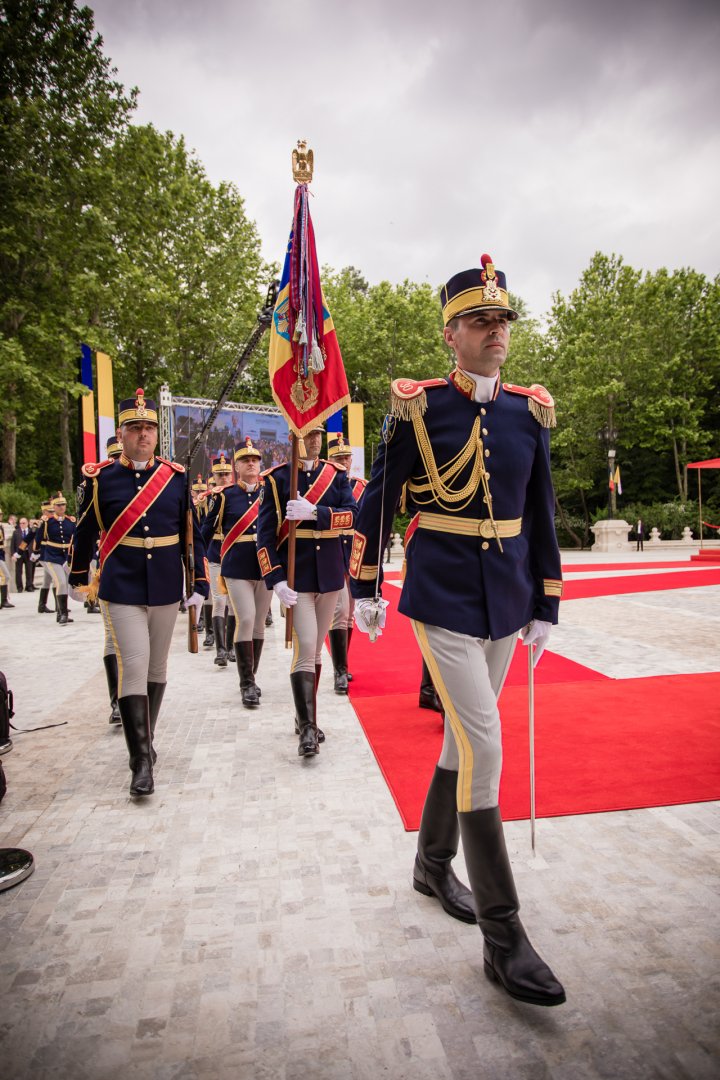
[{"left": 268, "top": 185, "right": 350, "bottom": 438}]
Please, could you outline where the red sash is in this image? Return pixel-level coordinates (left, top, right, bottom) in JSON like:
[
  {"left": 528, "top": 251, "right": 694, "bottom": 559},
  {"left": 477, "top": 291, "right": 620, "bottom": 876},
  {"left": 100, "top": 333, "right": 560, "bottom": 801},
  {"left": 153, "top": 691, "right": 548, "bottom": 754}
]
[
  {"left": 277, "top": 462, "right": 336, "bottom": 547},
  {"left": 98, "top": 462, "right": 176, "bottom": 567},
  {"left": 352, "top": 478, "right": 367, "bottom": 502},
  {"left": 220, "top": 501, "right": 259, "bottom": 559}
]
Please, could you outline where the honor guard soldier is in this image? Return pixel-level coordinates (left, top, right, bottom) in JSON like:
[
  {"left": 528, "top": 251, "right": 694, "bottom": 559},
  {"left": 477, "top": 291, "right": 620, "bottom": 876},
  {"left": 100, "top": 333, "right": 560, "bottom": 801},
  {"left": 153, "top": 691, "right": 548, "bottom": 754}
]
[
  {"left": 192, "top": 474, "right": 214, "bottom": 646},
  {"left": 69, "top": 389, "right": 209, "bottom": 797},
  {"left": 219, "top": 438, "right": 272, "bottom": 707},
  {"left": 256, "top": 424, "right": 357, "bottom": 756},
  {"left": 201, "top": 453, "right": 235, "bottom": 666},
  {"left": 97, "top": 435, "right": 123, "bottom": 723},
  {"left": 0, "top": 508, "right": 12, "bottom": 609},
  {"left": 326, "top": 432, "right": 367, "bottom": 693},
  {"left": 32, "top": 500, "right": 56, "bottom": 612},
  {"left": 349, "top": 255, "right": 565, "bottom": 1007},
  {"left": 33, "top": 494, "right": 76, "bottom": 624}
]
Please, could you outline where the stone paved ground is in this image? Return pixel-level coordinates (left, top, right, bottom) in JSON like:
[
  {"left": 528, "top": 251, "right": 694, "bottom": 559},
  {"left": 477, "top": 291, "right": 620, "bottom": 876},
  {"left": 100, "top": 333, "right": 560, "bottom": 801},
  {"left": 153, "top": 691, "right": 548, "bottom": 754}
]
[{"left": 1, "top": 551, "right": 719, "bottom": 1080}]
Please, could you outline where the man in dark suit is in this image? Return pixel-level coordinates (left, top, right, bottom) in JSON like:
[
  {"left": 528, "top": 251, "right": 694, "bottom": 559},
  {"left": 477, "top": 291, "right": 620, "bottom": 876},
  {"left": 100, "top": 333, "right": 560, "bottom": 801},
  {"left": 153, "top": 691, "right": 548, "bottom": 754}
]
[{"left": 11, "top": 517, "right": 35, "bottom": 592}]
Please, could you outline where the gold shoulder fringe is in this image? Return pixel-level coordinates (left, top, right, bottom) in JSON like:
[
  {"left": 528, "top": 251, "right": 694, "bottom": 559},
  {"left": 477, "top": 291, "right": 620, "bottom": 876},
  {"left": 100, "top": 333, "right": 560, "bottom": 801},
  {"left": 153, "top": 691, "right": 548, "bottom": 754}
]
[
  {"left": 391, "top": 386, "right": 427, "bottom": 421},
  {"left": 528, "top": 399, "right": 557, "bottom": 428}
]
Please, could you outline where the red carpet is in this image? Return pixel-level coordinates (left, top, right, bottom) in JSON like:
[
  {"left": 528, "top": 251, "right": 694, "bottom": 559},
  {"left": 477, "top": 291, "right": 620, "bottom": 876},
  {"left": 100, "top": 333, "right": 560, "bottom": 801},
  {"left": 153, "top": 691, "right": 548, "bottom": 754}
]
[{"left": 348, "top": 573, "right": 720, "bottom": 829}]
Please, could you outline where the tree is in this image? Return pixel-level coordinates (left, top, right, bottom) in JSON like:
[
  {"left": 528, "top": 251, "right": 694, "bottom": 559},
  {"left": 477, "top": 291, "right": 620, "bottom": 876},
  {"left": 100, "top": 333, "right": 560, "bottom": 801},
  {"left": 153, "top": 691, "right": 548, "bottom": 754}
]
[{"left": 0, "top": 0, "right": 136, "bottom": 486}]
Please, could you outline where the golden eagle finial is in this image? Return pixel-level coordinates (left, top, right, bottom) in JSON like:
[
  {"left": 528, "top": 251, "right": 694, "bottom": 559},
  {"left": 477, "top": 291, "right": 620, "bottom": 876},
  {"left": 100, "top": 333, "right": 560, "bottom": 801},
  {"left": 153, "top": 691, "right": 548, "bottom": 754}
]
[{"left": 292, "top": 140, "right": 314, "bottom": 185}]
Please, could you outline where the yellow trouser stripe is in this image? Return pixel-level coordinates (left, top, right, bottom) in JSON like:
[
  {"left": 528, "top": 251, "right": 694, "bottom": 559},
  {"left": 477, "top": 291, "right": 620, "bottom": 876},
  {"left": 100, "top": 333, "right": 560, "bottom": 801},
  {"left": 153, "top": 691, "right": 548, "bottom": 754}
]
[{"left": 412, "top": 620, "right": 474, "bottom": 812}]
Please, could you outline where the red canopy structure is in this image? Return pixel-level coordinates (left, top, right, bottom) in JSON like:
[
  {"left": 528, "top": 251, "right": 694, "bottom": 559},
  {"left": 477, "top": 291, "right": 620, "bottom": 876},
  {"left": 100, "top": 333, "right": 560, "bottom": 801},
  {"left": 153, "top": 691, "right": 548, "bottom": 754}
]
[{"left": 687, "top": 458, "right": 720, "bottom": 554}]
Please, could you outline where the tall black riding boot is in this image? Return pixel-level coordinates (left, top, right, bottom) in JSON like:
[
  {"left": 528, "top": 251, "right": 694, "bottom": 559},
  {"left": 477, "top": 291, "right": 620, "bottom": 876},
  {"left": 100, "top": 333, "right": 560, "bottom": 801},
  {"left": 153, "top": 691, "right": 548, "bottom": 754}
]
[
  {"left": 202, "top": 603, "right": 214, "bottom": 647},
  {"left": 291, "top": 670, "right": 319, "bottom": 756},
  {"left": 413, "top": 766, "right": 476, "bottom": 923},
  {"left": 0, "top": 585, "right": 15, "bottom": 609},
  {"left": 51, "top": 587, "right": 58, "bottom": 612},
  {"left": 252, "top": 638, "right": 264, "bottom": 696},
  {"left": 346, "top": 625, "right": 353, "bottom": 681},
  {"left": 57, "top": 594, "right": 72, "bottom": 624},
  {"left": 37, "top": 587, "right": 52, "bottom": 613},
  {"left": 314, "top": 662, "right": 325, "bottom": 743},
  {"left": 147, "top": 682, "right": 166, "bottom": 766},
  {"left": 103, "top": 655, "right": 121, "bottom": 724},
  {"left": 419, "top": 659, "right": 443, "bottom": 712},
  {"left": 213, "top": 616, "right": 228, "bottom": 666},
  {"left": 119, "top": 695, "right": 154, "bottom": 796},
  {"left": 226, "top": 614, "right": 236, "bottom": 662},
  {"left": 328, "top": 629, "right": 349, "bottom": 694},
  {"left": 458, "top": 807, "right": 566, "bottom": 1007},
  {"left": 235, "top": 642, "right": 260, "bottom": 707}
]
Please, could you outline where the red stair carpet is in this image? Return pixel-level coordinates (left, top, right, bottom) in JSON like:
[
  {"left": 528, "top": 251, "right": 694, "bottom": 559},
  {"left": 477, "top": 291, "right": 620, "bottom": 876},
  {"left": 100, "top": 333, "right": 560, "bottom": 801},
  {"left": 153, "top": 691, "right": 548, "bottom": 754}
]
[{"left": 347, "top": 569, "right": 720, "bottom": 829}]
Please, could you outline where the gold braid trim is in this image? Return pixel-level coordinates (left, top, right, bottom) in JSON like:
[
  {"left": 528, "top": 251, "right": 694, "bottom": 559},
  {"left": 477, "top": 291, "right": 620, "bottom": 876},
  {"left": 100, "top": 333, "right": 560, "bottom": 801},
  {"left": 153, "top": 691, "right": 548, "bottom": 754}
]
[{"left": 391, "top": 385, "right": 427, "bottom": 420}]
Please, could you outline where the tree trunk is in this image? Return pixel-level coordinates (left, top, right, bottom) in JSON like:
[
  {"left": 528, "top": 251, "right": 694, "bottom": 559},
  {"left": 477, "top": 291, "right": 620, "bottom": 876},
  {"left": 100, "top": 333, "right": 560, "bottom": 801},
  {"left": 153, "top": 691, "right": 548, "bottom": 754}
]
[
  {"left": 555, "top": 494, "right": 582, "bottom": 548},
  {"left": 59, "top": 391, "right": 74, "bottom": 493},
  {"left": 1, "top": 409, "right": 17, "bottom": 483}
]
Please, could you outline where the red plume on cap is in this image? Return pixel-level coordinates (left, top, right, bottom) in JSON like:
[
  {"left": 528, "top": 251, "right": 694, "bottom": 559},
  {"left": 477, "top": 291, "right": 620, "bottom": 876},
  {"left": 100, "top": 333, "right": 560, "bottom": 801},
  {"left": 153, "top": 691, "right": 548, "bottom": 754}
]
[
  {"left": 136, "top": 388, "right": 144, "bottom": 396},
  {"left": 480, "top": 254, "right": 492, "bottom": 267},
  {"left": 245, "top": 436, "right": 252, "bottom": 446}
]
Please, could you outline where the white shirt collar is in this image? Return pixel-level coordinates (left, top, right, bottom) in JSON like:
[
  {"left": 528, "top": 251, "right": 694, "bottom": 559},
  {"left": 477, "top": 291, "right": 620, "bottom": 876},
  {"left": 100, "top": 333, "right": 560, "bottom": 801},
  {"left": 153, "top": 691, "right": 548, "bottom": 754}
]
[{"left": 463, "top": 371, "right": 498, "bottom": 403}]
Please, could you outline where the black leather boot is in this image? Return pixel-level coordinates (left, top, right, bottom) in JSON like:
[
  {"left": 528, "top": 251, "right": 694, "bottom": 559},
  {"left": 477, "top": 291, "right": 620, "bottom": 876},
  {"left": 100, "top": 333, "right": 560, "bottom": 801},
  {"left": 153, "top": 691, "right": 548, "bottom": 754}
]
[
  {"left": 147, "top": 682, "right": 166, "bottom": 766},
  {"left": 57, "top": 593, "right": 72, "bottom": 624},
  {"left": 458, "top": 807, "right": 566, "bottom": 1007},
  {"left": 265, "top": 608, "right": 273, "bottom": 626},
  {"left": 213, "top": 616, "right": 228, "bottom": 666},
  {"left": 314, "top": 663, "right": 325, "bottom": 743},
  {"left": 86, "top": 599, "right": 101, "bottom": 614},
  {"left": 103, "top": 655, "right": 121, "bottom": 724},
  {"left": 235, "top": 642, "right": 260, "bottom": 707},
  {"left": 226, "top": 614, "right": 236, "bottom": 661},
  {"left": 291, "top": 670, "right": 319, "bottom": 756},
  {"left": 328, "top": 629, "right": 349, "bottom": 694},
  {"left": 202, "top": 603, "right": 214, "bottom": 647},
  {"left": 413, "top": 766, "right": 476, "bottom": 923},
  {"left": 51, "top": 587, "right": 58, "bottom": 612},
  {"left": 346, "top": 625, "right": 353, "bottom": 681},
  {"left": 419, "top": 659, "right": 443, "bottom": 712},
  {"left": 37, "top": 587, "right": 52, "bottom": 613},
  {"left": 119, "top": 695, "right": 154, "bottom": 796},
  {"left": 0, "top": 585, "right": 15, "bottom": 609},
  {"left": 252, "top": 638, "right": 264, "bottom": 696}
]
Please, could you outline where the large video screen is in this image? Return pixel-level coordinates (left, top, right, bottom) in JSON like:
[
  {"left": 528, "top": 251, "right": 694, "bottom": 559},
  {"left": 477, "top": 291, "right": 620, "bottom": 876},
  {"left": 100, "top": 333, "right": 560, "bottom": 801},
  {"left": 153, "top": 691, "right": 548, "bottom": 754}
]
[{"left": 172, "top": 404, "right": 290, "bottom": 479}]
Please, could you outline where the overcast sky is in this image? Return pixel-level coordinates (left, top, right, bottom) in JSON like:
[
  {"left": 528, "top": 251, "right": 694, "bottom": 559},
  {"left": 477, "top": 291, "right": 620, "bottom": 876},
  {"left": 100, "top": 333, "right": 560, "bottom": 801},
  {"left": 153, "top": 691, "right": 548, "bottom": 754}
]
[{"left": 88, "top": 0, "right": 720, "bottom": 319}]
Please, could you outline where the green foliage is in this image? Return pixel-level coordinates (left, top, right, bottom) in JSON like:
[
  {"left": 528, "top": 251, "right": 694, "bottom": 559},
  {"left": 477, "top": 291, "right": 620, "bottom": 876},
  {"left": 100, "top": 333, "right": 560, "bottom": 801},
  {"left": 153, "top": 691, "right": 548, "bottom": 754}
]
[{"left": 0, "top": 479, "right": 48, "bottom": 519}]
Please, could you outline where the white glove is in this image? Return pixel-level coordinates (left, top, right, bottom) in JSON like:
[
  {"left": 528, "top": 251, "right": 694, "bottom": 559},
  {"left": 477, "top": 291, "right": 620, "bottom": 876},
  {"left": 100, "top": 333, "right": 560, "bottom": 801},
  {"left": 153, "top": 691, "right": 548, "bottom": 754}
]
[
  {"left": 187, "top": 591, "right": 205, "bottom": 613},
  {"left": 286, "top": 497, "right": 317, "bottom": 521},
  {"left": 69, "top": 586, "right": 87, "bottom": 604},
  {"left": 354, "top": 597, "right": 389, "bottom": 641},
  {"left": 30, "top": 552, "right": 40, "bottom": 562},
  {"left": 273, "top": 580, "right": 298, "bottom": 607},
  {"left": 520, "top": 619, "right": 552, "bottom": 667}
]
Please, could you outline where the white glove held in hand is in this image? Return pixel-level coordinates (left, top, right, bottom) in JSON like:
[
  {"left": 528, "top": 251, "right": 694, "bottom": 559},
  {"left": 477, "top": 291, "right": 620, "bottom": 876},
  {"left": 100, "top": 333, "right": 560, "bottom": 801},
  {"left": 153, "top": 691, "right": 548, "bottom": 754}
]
[
  {"left": 354, "top": 598, "right": 389, "bottom": 641},
  {"left": 69, "top": 586, "right": 86, "bottom": 604},
  {"left": 286, "top": 497, "right": 317, "bottom": 521},
  {"left": 273, "top": 580, "right": 298, "bottom": 607},
  {"left": 187, "top": 591, "right": 205, "bottom": 613},
  {"left": 30, "top": 553, "right": 41, "bottom": 562},
  {"left": 520, "top": 619, "right": 552, "bottom": 666}
]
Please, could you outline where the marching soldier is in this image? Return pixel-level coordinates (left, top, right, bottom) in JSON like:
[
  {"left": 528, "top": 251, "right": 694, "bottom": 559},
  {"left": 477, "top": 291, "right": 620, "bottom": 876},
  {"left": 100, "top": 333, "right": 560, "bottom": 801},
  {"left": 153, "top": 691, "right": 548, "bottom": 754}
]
[
  {"left": 219, "top": 437, "right": 272, "bottom": 707},
  {"left": 69, "top": 389, "right": 209, "bottom": 797},
  {"left": 191, "top": 474, "right": 214, "bottom": 647},
  {"left": 326, "top": 432, "right": 367, "bottom": 693},
  {"left": 201, "top": 453, "right": 235, "bottom": 666},
  {"left": 98, "top": 435, "right": 123, "bottom": 724},
  {"left": 0, "top": 508, "right": 12, "bottom": 609},
  {"left": 349, "top": 255, "right": 565, "bottom": 1007},
  {"left": 256, "top": 424, "right": 357, "bottom": 756},
  {"left": 32, "top": 494, "right": 76, "bottom": 625}
]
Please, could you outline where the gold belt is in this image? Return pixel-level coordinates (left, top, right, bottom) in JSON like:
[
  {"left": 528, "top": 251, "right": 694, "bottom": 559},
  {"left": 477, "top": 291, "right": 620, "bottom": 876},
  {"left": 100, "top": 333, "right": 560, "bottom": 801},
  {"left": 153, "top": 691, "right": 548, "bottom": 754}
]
[
  {"left": 213, "top": 533, "right": 223, "bottom": 541},
  {"left": 417, "top": 512, "right": 522, "bottom": 539},
  {"left": 293, "top": 529, "right": 342, "bottom": 539},
  {"left": 45, "top": 541, "right": 71, "bottom": 548},
  {"left": 118, "top": 534, "right": 180, "bottom": 550},
  {"left": 229, "top": 535, "right": 256, "bottom": 544}
]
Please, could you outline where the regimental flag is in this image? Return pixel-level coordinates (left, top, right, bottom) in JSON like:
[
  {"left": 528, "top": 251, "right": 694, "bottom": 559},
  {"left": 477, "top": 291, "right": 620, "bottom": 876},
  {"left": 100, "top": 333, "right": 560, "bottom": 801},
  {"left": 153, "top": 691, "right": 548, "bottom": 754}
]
[
  {"left": 609, "top": 467, "right": 615, "bottom": 492},
  {"left": 614, "top": 466, "right": 622, "bottom": 495},
  {"left": 268, "top": 186, "right": 350, "bottom": 438}
]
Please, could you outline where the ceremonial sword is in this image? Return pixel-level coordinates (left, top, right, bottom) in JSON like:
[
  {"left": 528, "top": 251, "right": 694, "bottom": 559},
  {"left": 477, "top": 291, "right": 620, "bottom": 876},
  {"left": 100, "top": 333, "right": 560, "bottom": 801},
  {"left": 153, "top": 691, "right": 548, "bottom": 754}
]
[{"left": 528, "top": 642, "right": 536, "bottom": 855}]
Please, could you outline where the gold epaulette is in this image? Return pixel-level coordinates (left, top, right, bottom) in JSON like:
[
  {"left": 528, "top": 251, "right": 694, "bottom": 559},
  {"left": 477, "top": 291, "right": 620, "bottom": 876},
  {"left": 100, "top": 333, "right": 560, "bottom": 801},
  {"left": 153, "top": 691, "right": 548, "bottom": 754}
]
[
  {"left": 261, "top": 463, "right": 286, "bottom": 476},
  {"left": 81, "top": 459, "right": 114, "bottom": 478},
  {"left": 503, "top": 383, "right": 557, "bottom": 428},
  {"left": 319, "top": 457, "right": 346, "bottom": 472},
  {"left": 157, "top": 456, "right": 185, "bottom": 472},
  {"left": 390, "top": 377, "right": 447, "bottom": 421}
]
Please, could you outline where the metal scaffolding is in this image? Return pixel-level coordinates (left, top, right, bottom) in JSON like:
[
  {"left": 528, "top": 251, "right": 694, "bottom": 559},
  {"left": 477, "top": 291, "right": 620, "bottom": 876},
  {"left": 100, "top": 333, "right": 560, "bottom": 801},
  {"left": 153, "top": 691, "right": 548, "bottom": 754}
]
[{"left": 158, "top": 384, "right": 283, "bottom": 463}]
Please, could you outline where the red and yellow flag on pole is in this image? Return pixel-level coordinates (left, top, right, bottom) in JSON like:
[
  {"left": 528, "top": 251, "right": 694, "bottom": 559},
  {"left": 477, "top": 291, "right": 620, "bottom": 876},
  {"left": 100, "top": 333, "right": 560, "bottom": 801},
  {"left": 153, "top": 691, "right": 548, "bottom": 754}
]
[{"left": 268, "top": 144, "right": 350, "bottom": 438}]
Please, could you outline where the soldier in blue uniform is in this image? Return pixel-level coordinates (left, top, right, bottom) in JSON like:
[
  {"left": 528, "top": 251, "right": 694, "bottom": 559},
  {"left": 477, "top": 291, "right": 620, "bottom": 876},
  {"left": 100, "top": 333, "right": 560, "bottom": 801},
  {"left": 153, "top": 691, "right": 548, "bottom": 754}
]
[
  {"left": 219, "top": 437, "right": 272, "bottom": 708},
  {"left": 31, "top": 500, "right": 56, "bottom": 613},
  {"left": 349, "top": 255, "right": 565, "bottom": 1007},
  {"left": 33, "top": 494, "right": 76, "bottom": 625},
  {"left": 0, "top": 507, "right": 12, "bottom": 610},
  {"left": 326, "top": 432, "right": 367, "bottom": 693},
  {"left": 69, "top": 389, "right": 209, "bottom": 797},
  {"left": 201, "top": 453, "right": 235, "bottom": 668},
  {"left": 256, "top": 424, "right": 357, "bottom": 756},
  {"left": 191, "top": 474, "right": 214, "bottom": 647}
]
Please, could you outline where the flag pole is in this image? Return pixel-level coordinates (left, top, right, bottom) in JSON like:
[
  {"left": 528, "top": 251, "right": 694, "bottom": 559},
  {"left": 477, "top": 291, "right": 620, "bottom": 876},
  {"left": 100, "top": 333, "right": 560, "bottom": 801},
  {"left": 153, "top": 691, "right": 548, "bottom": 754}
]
[
  {"left": 285, "top": 433, "right": 299, "bottom": 647},
  {"left": 528, "top": 645, "right": 536, "bottom": 855}
]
